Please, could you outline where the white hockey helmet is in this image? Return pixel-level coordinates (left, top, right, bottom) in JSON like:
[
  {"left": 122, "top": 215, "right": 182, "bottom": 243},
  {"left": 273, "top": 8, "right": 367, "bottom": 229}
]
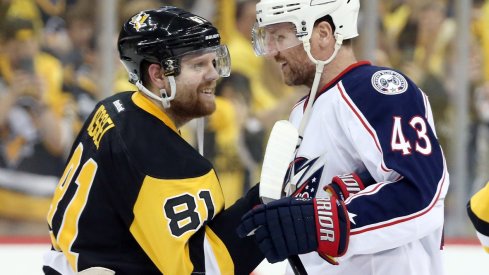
[{"left": 253, "top": 0, "right": 360, "bottom": 56}]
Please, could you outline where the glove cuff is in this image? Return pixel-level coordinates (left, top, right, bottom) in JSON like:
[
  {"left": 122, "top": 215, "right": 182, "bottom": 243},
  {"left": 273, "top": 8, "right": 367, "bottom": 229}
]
[
  {"left": 313, "top": 196, "right": 350, "bottom": 259},
  {"left": 335, "top": 173, "right": 365, "bottom": 196},
  {"left": 327, "top": 171, "right": 375, "bottom": 200}
]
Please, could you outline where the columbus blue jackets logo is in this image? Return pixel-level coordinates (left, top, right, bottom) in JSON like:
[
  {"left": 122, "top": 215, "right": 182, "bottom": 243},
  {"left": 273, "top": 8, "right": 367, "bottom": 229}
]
[
  {"left": 285, "top": 155, "right": 326, "bottom": 199},
  {"left": 371, "top": 70, "right": 408, "bottom": 95}
]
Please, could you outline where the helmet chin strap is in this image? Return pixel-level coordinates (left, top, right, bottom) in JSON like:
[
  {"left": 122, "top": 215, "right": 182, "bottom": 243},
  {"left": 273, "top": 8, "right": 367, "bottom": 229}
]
[
  {"left": 298, "top": 34, "right": 343, "bottom": 136},
  {"left": 135, "top": 76, "right": 177, "bottom": 109},
  {"left": 287, "top": 34, "right": 343, "bottom": 196}
]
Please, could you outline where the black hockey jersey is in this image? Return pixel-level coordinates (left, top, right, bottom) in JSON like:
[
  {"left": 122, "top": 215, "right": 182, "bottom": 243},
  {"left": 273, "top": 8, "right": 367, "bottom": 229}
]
[
  {"left": 468, "top": 182, "right": 489, "bottom": 253},
  {"left": 44, "top": 91, "right": 262, "bottom": 274}
]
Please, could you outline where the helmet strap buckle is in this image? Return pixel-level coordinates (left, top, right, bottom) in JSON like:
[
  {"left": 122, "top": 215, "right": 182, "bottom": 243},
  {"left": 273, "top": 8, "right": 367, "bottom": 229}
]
[
  {"left": 159, "top": 76, "right": 176, "bottom": 108},
  {"left": 135, "top": 75, "right": 176, "bottom": 109}
]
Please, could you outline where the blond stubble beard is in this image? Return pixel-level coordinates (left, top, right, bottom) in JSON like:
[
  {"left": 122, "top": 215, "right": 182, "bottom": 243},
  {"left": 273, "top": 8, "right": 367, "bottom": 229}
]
[{"left": 282, "top": 61, "right": 316, "bottom": 87}]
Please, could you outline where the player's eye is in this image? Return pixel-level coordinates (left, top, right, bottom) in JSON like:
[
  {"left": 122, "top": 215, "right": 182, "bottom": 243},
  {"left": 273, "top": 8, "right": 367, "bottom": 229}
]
[{"left": 192, "top": 62, "right": 205, "bottom": 70}]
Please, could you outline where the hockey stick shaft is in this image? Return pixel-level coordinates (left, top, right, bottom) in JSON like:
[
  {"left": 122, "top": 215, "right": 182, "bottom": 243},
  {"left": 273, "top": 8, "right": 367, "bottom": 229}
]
[{"left": 289, "top": 255, "right": 308, "bottom": 275}]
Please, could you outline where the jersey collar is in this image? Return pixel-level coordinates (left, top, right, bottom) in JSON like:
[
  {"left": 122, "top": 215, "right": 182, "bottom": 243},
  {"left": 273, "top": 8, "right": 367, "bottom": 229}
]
[
  {"left": 131, "top": 92, "right": 179, "bottom": 134},
  {"left": 308, "top": 61, "right": 371, "bottom": 105}
]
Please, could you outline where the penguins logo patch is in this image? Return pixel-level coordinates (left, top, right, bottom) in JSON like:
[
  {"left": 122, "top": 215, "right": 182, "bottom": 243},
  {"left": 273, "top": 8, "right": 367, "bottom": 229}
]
[
  {"left": 130, "top": 12, "right": 149, "bottom": 31},
  {"left": 371, "top": 70, "right": 408, "bottom": 95}
]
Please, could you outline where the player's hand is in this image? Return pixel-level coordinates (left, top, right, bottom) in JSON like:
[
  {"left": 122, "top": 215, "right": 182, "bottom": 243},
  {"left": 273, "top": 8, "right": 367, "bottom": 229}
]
[
  {"left": 325, "top": 171, "right": 374, "bottom": 201},
  {"left": 237, "top": 196, "right": 350, "bottom": 264}
]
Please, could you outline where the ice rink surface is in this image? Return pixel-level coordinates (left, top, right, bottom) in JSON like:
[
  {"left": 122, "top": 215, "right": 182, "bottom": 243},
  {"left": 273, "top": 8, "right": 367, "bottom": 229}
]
[{"left": 0, "top": 242, "right": 487, "bottom": 274}]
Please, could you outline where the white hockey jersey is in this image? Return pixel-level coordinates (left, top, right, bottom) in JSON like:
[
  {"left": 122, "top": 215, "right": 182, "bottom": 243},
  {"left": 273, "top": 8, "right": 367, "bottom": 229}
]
[{"left": 285, "top": 61, "right": 449, "bottom": 275}]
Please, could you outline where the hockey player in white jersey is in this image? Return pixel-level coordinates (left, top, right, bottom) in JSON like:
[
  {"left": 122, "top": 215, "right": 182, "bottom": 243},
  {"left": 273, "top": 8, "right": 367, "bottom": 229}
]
[{"left": 237, "top": 0, "right": 449, "bottom": 274}]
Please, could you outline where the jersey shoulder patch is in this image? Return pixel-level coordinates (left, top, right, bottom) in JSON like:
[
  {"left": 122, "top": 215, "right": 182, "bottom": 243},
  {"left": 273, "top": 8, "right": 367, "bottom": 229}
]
[{"left": 371, "top": 70, "right": 408, "bottom": 95}]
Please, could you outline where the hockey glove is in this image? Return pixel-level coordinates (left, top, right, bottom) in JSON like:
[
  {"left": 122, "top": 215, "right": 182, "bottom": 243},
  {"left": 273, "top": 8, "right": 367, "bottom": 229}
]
[
  {"left": 325, "top": 171, "right": 374, "bottom": 201},
  {"left": 237, "top": 196, "right": 350, "bottom": 264}
]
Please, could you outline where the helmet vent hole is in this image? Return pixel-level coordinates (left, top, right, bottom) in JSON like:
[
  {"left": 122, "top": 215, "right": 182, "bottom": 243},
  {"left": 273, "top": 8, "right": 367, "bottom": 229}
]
[
  {"left": 272, "top": 5, "right": 285, "bottom": 15},
  {"left": 286, "top": 3, "right": 301, "bottom": 12}
]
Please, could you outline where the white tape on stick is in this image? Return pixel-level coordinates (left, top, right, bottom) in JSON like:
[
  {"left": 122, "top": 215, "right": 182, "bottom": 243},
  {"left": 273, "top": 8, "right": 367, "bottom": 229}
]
[{"left": 259, "top": 120, "right": 298, "bottom": 203}]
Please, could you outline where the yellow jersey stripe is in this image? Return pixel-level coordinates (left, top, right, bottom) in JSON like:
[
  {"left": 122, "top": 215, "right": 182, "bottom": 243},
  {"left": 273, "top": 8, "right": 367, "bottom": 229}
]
[{"left": 131, "top": 92, "right": 179, "bottom": 134}]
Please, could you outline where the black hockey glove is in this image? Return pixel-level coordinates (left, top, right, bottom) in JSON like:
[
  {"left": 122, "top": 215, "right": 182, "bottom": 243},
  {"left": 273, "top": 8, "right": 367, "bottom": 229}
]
[
  {"left": 325, "top": 171, "right": 375, "bottom": 201},
  {"left": 237, "top": 195, "right": 350, "bottom": 264}
]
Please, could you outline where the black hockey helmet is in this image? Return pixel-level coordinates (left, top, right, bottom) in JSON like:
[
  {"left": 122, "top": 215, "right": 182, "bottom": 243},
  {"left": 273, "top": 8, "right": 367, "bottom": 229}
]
[{"left": 118, "top": 6, "right": 229, "bottom": 84}]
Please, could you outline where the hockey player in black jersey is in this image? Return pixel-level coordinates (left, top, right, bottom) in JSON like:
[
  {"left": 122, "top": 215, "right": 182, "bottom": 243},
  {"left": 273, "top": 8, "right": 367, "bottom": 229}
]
[
  {"left": 42, "top": 6, "right": 263, "bottom": 275},
  {"left": 467, "top": 182, "right": 489, "bottom": 253}
]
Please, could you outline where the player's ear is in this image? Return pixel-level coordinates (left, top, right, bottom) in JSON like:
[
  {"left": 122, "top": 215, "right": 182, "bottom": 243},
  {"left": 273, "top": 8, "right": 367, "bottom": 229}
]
[
  {"left": 315, "top": 21, "right": 334, "bottom": 47},
  {"left": 148, "top": 63, "right": 167, "bottom": 89}
]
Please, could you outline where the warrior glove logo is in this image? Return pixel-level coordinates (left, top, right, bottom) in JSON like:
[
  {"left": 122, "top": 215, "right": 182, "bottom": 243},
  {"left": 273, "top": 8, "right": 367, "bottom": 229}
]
[
  {"left": 371, "top": 70, "right": 408, "bottom": 95},
  {"left": 316, "top": 197, "right": 336, "bottom": 242}
]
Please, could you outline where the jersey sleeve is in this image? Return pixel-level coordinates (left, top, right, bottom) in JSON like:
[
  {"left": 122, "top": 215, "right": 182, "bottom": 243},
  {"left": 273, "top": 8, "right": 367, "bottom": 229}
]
[
  {"left": 207, "top": 184, "right": 265, "bottom": 274},
  {"left": 467, "top": 182, "right": 489, "bottom": 253},
  {"left": 335, "top": 71, "right": 449, "bottom": 256}
]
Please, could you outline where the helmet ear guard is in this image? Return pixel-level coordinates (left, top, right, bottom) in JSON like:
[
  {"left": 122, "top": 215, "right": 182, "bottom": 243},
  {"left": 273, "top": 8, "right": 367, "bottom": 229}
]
[{"left": 161, "top": 58, "right": 179, "bottom": 76}]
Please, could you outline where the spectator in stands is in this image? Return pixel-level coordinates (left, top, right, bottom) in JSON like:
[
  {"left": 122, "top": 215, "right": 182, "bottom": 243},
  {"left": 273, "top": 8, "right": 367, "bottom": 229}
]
[
  {"left": 205, "top": 73, "right": 264, "bottom": 206},
  {"left": 63, "top": 2, "right": 98, "bottom": 126},
  {"left": 0, "top": 18, "right": 70, "bottom": 233},
  {"left": 2, "top": 0, "right": 45, "bottom": 32},
  {"left": 472, "top": 0, "right": 489, "bottom": 82},
  {"left": 219, "top": 0, "right": 302, "bottom": 130},
  {"left": 468, "top": 12, "right": 489, "bottom": 193},
  {"left": 395, "top": 1, "right": 454, "bottom": 151}
]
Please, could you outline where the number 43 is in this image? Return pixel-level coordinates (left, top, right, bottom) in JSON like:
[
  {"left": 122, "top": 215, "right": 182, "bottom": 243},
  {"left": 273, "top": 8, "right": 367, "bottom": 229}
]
[{"left": 391, "top": 116, "right": 432, "bottom": 155}]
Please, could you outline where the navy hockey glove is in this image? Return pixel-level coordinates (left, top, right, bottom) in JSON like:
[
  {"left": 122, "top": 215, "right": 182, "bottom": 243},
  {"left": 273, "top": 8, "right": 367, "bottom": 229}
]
[
  {"left": 325, "top": 171, "right": 375, "bottom": 201},
  {"left": 237, "top": 196, "right": 350, "bottom": 264}
]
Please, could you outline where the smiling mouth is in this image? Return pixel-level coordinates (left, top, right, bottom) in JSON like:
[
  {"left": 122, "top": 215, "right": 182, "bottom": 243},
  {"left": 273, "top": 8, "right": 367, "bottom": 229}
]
[{"left": 201, "top": 88, "right": 214, "bottom": 95}]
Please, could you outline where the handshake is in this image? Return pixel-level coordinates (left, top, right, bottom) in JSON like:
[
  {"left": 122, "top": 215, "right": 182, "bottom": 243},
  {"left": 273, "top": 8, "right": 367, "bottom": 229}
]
[
  {"left": 237, "top": 172, "right": 373, "bottom": 264},
  {"left": 237, "top": 194, "right": 349, "bottom": 265}
]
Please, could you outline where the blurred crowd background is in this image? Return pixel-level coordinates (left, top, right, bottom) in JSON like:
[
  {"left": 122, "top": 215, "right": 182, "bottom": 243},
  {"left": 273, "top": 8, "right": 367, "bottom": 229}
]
[{"left": 0, "top": 0, "right": 487, "bottom": 239}]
